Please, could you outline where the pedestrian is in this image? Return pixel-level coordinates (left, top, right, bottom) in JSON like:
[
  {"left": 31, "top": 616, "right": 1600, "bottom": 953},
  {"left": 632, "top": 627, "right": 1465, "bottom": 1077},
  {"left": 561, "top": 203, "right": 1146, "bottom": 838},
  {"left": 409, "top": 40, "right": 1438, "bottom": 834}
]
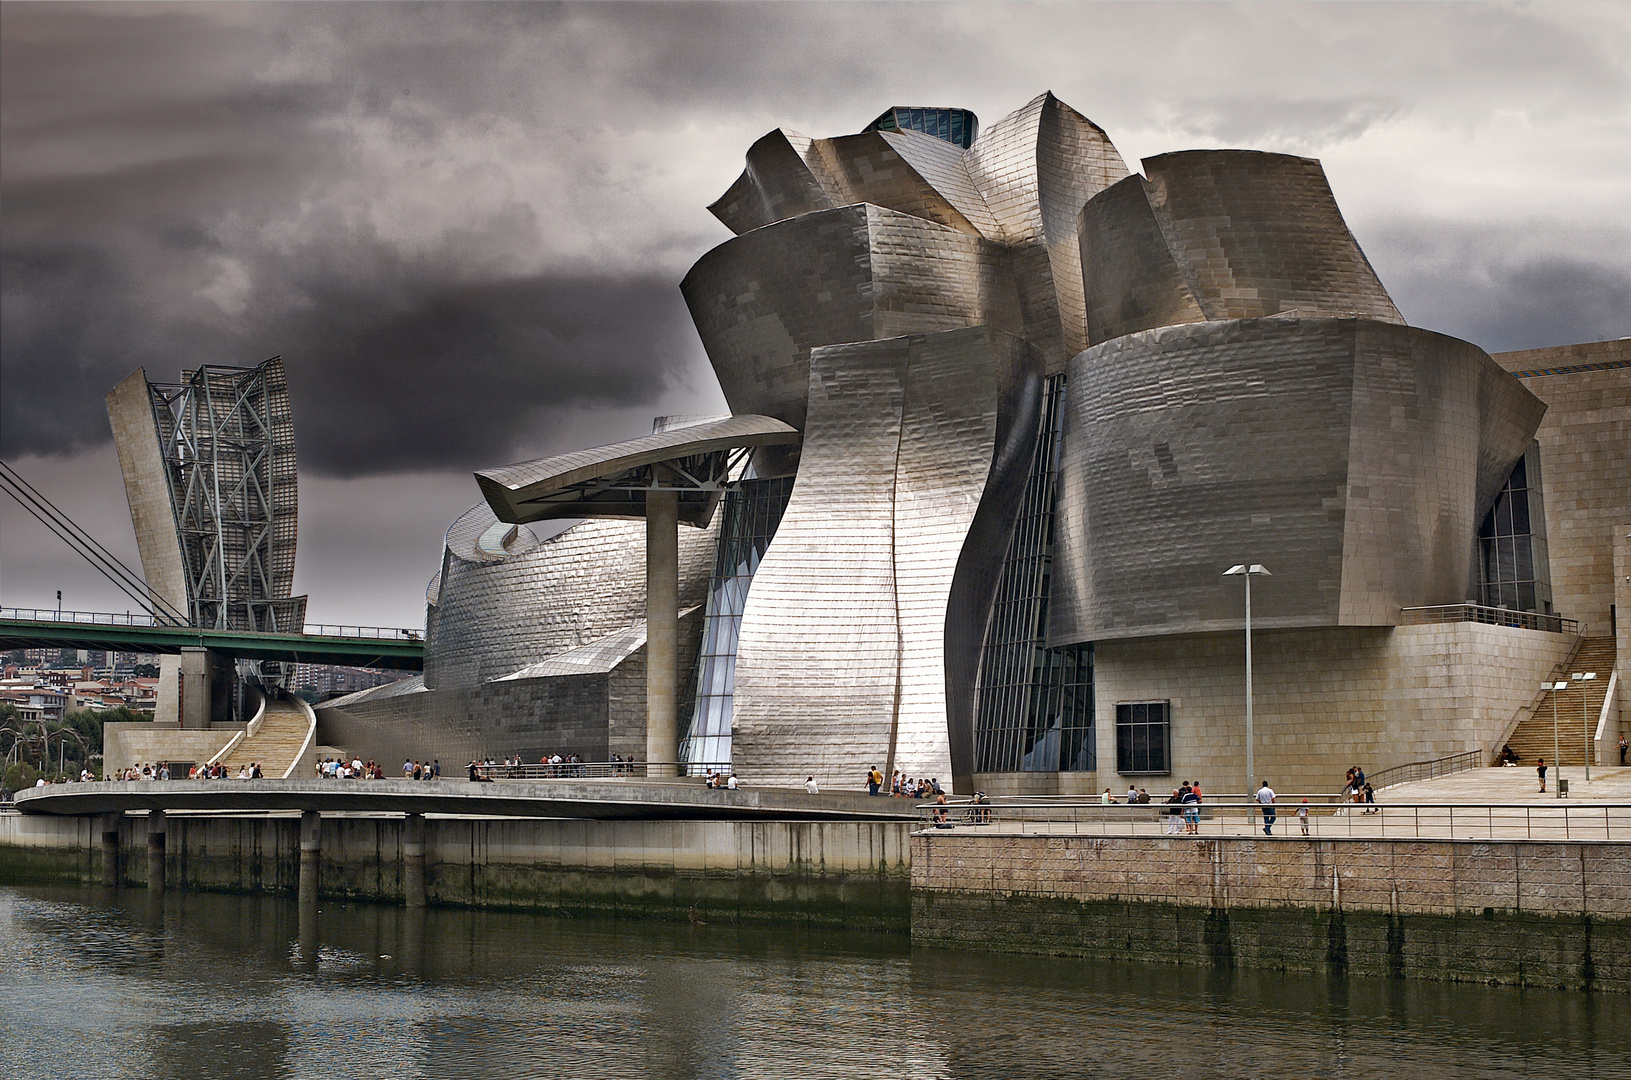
[
  {"left": 1537, "top": 757, "right": 1547, "bottom": 793},
  {"left": 866, "top": 766, "right": 882, "bottom": 796},
  {"left": 805, "top": 775, "right": 820, "bottom": 794},
  {"left": 1362, "top": 782, "right": 1376, "bottom": 813},
  {"left": 1297, "top": 799, "right": 1310, "bottom": 836},
  {"left": 1256, "top": 780, "right": 1277, "bottom": 835},
  {"left": 1619, "top": 734, "right": 1627, "bottom": 766},
  {"left": 1181, "top": 782, "right": 1201, "bottom": 834},
  {"left": 1101, "top": 788, "right": 1113, "bottom": 805}
]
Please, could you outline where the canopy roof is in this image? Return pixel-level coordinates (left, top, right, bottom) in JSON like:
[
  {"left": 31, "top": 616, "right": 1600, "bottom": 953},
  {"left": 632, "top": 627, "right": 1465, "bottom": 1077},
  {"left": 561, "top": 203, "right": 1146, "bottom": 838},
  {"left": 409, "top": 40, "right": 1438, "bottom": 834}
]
[{"left": 476, "top": 414, "right": 800, "bottom": 527}]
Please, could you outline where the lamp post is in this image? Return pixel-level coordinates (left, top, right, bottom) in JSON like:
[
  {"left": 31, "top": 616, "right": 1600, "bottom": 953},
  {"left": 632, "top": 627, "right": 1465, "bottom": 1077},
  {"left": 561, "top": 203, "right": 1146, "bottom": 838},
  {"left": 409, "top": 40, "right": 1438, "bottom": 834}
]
[
  {"left": 1574, "top": 672, "right": 1597, "bottom": 783},
  {"left": 1547, "top": 680, "right": 1567, "bottom": 799},
  {"left": 1224, "top": 563, "right": 1271, "bottom": 815}
]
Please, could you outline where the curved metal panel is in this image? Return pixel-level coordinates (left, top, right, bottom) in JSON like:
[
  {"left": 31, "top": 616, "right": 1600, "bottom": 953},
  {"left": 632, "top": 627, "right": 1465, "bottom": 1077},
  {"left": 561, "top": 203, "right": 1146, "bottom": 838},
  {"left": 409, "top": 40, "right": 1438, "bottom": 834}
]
[
  {"left": 1079, "top": 175, "right": 1208, "bottom": 346},
  {"left": 681, "top": 205, "right": 1021, "bottom": 432},
  {"left": 1049, "top": 318, "right": 1545, "bottom": 645},
  {"left": 707, "top": 129, "right": 836, "bottom": 235}
]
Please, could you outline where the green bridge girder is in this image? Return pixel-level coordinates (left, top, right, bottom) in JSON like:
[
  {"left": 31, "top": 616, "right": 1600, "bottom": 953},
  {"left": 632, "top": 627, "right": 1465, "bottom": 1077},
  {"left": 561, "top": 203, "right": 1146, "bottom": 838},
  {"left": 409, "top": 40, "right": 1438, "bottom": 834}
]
[{"left": 0, "top": 617, "right": 423, "bottom": 671}]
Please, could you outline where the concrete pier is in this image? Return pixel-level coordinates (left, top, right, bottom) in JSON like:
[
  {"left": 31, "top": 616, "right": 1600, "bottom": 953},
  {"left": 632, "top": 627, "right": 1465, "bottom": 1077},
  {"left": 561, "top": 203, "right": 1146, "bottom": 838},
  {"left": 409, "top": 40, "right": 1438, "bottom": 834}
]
[
  {"left": 645, "top": 488, "right": 679, "bottom": 772},
  {"left": 298, "top": 810, "right": 321, "bottom": 906},
  {"left": 100, "top": 814, "right": 119, "bottom": 886},
  {"left": 146, "top": 810, "right": 166, "bottom": 894},
  {"left": 402, "top": 813, "right": 427, "bottom": 908}
]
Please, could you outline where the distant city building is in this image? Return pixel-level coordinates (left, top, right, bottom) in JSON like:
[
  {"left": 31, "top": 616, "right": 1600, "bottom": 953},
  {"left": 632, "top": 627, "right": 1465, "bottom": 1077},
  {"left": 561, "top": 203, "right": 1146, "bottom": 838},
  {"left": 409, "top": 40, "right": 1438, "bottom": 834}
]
[
  {"left": 313, "top": 92, "right": 1626, "bottom": 793},
  {"left": 292, "top": 664, "right": 412, "bottom": 698}
]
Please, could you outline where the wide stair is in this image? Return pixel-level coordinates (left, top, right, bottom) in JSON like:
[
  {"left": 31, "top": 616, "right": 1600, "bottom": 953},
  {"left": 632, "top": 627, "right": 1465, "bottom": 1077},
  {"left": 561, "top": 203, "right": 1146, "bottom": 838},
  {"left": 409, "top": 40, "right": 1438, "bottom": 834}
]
[
  {"left": 218, "top": 693, "right": 314, "bottom": 778},
  {"left": 1504, "top": 637, "right": 1617, "bottom": 767}
]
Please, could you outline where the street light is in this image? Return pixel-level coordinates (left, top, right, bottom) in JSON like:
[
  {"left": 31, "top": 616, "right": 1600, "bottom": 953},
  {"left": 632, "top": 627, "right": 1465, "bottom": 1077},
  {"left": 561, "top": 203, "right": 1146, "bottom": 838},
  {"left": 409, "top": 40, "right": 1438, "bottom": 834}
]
[
  {"left": 1574, "top": 672, "right": 1597, "bottom": 783},
  {"left": 1224, "top": 563, "right": 1271, "bottom": 812},
  {"left": 1546, "top": 680, "right": 1568, "bottom": 799}
]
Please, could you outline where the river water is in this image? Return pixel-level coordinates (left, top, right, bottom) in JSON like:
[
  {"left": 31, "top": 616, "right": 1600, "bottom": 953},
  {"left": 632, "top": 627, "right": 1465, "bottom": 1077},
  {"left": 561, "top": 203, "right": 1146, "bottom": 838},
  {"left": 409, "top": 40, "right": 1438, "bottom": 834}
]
[{"left": 1, "top": 884, "right": 1625, "bottom": 1080}]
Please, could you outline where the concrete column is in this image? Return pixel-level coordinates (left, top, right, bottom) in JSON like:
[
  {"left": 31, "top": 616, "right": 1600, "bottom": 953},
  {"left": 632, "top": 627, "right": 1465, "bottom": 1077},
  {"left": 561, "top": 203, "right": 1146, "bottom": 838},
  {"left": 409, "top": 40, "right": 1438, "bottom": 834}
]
[
  {"left": 100, "top": 814, "right": 120, "bottom": 886},
  {"left": 146, "top": 809, "right": 166, "bottom": 894},
  {"left": 176, "top": 647, "right": 212, "bottom": 730},
  {"left": 646, "top": 488, "right": 679, "bottom": 776},
  {"left": 299, "top": 810, "right": 321, "bottom": 906},
  {"left": 402, "top": 813, "right": 427, "bottom": 909}
]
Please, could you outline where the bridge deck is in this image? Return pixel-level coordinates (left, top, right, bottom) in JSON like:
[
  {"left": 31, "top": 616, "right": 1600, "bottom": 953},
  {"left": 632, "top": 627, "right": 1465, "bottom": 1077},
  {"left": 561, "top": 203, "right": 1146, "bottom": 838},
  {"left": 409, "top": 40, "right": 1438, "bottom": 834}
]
[
  {"left": 10, "top": 779, "right": 920, "bottom": 822},
  {"left": 0, "top": 615, "right": 423, "bottom": 669}
]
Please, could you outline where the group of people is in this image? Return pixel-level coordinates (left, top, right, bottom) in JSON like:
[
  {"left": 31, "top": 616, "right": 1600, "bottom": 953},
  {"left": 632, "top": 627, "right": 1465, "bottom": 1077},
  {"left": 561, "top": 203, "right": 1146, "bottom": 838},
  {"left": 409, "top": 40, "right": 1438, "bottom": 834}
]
[
  {"left": 704, "top": 769, "right": 739, "bottom": 789},
  {"left": 316, "top": 756, "right": 390, "bottom": 779},
  {"left": 1160, "top": 781, "right": 1205, "bottom": 835},
  {"left": 400, "top": 759, "right": 441, "bottom": 780},
  {"left": 1343, "top": 767, "right": 1377, "bottom": 813}
]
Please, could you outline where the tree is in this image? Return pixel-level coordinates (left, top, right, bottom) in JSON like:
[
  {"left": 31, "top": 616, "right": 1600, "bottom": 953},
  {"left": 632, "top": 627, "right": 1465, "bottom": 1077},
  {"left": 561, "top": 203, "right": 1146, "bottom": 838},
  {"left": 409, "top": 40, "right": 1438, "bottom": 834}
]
[{"left": 132, "top": 663, "right": 160, "bottom": 678}]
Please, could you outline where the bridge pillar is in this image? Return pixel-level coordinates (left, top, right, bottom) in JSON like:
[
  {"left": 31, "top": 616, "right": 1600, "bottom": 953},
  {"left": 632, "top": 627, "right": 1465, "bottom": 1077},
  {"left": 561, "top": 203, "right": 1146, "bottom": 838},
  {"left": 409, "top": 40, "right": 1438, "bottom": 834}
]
[
  {"left": 146, "top": 809, "right": 166, "bottom": 894},
  {"left": 299, "top": 810, "right": 321, "bottom": 905},
  {"left": 100, "top": 814, "right": 120, "bottom": 886},
  {"left": 402, "top": 813, "right": 427, "bottom": 908},
  {"left": 646, "top": 488, "right": 679, "bottom": 776}
]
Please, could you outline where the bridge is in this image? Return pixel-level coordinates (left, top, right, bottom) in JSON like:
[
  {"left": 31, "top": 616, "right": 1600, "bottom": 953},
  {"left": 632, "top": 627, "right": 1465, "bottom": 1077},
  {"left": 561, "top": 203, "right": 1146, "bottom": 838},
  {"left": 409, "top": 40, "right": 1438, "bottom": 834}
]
[
  {"left": 0, "top": 608, "right": 424, "bottom": 670},
  {"left": 9, "top": 778, "right": 920, "bottom": 822}
]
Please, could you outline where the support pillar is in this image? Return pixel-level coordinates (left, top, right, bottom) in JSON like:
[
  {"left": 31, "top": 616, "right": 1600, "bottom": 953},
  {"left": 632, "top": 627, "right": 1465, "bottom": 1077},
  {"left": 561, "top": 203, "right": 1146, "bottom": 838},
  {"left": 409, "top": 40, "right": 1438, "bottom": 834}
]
[
  {"left": 402, "top": 813, "right": 426, "bottom": 908},
  {"left": 146, "top": 809, "right": 166, "bottom": 894},
  {"left": 299, "top": 810, "right": 321, "bottom": 906},
  {"left": 100, "top": 814, "right": 120, "bottom": 886},
  {"left": 646, "top": 488, "right": 679, "bottom": 776}
]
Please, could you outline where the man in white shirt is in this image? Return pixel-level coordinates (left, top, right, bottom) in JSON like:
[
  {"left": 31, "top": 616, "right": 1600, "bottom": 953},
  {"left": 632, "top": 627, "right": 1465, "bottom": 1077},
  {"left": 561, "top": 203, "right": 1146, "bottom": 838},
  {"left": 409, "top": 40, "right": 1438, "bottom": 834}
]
[
  {"left": 726, "top": 774, "right": 739, "bottom": 790},
  {"left": 1256, "top": 780, "right": 1277, "bottom": 835},
  {"left": 804, "top": 776, "right": 819, "bottom": 794}
]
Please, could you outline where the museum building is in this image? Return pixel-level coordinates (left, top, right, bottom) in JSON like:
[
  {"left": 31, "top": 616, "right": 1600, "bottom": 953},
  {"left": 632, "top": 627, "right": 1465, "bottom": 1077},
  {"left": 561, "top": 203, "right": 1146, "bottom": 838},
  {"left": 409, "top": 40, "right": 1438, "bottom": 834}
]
[{"left": 319, "top": 93, "right": 1629, "bottom": 796}]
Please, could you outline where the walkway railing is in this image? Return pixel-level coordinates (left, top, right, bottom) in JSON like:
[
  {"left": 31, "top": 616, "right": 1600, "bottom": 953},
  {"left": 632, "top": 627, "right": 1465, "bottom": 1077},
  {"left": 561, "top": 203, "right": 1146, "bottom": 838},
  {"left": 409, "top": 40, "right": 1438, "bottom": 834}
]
[
  {"left": 468, "top": 760, "right": 733, "bottom": 781},
  {"left": 2, "top": 607, "right": 422, "bottom": 641},
  {"left": 915, "top": 798, "right": 1631, "bottom": 842},
  {"left": 1400, "top": 603, "right": 1578, "bottom": 635},
  {"left": 1367, "top": 749, "right": 1486, "bottom": 791}
]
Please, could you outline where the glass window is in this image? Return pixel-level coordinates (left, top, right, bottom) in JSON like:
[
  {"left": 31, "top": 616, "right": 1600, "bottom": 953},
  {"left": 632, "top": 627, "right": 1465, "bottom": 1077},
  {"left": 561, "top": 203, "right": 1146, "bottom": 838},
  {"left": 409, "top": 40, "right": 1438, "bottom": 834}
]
[{"left": 1116, "top": 702, "right": 1170, "bottom": 775}]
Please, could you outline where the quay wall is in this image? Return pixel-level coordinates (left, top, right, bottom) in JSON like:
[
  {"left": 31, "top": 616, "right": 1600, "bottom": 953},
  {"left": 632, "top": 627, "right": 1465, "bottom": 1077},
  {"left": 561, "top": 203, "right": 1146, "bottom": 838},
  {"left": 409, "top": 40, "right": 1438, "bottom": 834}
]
[
  {"left": 911, "top": 832, "right": 1631, "bottom": 991},
  {"left": 0, "top": 812, "right": 911, "bottom": 931}
]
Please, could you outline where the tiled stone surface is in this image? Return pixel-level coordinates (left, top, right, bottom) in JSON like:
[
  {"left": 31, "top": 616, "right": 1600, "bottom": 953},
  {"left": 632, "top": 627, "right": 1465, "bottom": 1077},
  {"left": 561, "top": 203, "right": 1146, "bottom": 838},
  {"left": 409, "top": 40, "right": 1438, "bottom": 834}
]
[
  {"left": 1492, "top": 340, "right": 1629, "bottom": 635},
  {"left": 1050, "top": 318, "right": 1544, "bottom": 643},
  {"left": 105, "top": 368, "right": 190, "bottom": 616},
  {"left": 732, "top": 328, "right": 1035, "bottom": 790},
  {"left": 1087, "top": 622, "right": 1575, "bottom": 795},
  {"left": 910, "top": 831, "right": 1631, "bottom": 919}
]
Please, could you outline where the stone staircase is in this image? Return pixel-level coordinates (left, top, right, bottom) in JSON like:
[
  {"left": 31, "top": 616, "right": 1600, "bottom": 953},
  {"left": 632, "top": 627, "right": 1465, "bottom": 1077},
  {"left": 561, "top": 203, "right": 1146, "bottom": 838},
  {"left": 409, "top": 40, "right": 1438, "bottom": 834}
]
[
  {"left": 218, "top": 693, "right": 314, "bottom": 778},
  {"left": 1504, "top": 637, "right": 1617, "bottom": 767}
]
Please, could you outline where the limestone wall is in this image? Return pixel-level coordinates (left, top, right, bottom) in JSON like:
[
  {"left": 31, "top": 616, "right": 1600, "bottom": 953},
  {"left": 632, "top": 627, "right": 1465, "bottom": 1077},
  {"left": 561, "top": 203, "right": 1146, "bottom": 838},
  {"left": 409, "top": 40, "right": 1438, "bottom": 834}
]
[
  {"left": 1088, "top": 622, "right": 1575, "bottom": 795},
  {"left": 911, "top": 831, "right": 1631, "bottom": 989},
  {"left": 102, "top": 723, "right": 238, "bottom": 775}
]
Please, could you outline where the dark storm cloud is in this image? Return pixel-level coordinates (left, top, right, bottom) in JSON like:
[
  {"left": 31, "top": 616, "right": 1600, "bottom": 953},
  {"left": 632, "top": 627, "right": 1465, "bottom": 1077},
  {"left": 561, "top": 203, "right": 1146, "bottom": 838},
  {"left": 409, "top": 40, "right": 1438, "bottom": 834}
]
[{"left": 1363, "top": 218, "right": 1631, "bottom": 352}]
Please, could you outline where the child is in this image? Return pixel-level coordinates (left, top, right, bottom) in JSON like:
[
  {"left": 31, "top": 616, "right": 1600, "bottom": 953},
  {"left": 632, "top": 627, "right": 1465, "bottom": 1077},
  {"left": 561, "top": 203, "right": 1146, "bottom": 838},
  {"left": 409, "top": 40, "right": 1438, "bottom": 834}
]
[{"left": 1297, "top": 799, "right": 1310, "bottom": 836}]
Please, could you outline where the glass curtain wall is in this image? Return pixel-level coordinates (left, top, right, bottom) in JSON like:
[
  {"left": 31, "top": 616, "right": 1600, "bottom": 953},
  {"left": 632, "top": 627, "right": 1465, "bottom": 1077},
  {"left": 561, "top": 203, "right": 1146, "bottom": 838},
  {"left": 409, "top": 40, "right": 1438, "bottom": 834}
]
[
  {"left": 1478, "top": 443, "right": 1553, "bottom": 613},
  {"left": 680, "top": 476, "right": 795, "bottom": 769},
  {"left": 974, "top": 374, "right": 1095, "bottom": 774},
  {"left": 862, "top": 107, "right": 979, "bottom": 149}
]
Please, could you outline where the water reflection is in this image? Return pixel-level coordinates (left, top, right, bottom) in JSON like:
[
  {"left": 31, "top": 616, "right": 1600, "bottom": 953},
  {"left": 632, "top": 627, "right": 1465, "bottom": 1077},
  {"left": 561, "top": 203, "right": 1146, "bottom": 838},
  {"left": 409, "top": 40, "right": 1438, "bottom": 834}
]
[{"left": 1, "top": 884, "right": 1626, "bottom": 1080}]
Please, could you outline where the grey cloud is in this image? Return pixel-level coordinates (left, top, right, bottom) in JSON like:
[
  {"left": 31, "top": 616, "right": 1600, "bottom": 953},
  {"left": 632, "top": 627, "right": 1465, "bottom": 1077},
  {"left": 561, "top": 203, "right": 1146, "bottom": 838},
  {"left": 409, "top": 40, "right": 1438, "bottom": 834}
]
[
  {"left": 1362, "top": 218, "right": 1631, "bottom": 353},
  {"left": 1153, "top": 96, "right": 1405, "bottom": 155}
]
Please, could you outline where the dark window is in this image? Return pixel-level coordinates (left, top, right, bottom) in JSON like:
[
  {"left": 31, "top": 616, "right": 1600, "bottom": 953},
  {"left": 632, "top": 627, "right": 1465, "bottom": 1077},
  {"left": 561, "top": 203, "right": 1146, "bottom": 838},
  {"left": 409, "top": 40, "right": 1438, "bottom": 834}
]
[
  {"left": 1478, "top": 443, "right": 1552, "bottom": 614},
  {"left": 1116, "top": 702, "right": 1170, "bottom": 775}
]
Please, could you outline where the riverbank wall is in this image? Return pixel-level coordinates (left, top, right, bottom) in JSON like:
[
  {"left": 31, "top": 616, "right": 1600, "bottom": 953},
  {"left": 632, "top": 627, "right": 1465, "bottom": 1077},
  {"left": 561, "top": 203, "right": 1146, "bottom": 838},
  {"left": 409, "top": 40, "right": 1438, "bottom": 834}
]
[
  {"left": 911, "top": 832, "right": 1631, "bottom": 992},
  {"left": 0, "top": 813, "right": 911, "bottom": 931}
]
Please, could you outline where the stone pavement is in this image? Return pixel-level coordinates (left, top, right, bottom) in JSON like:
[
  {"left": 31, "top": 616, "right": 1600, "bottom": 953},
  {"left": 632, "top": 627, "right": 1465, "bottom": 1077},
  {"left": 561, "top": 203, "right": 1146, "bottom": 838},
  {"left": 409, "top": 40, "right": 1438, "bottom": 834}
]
[{"left": 1381, "top": 765, "right": 1631, "bottom": 804}]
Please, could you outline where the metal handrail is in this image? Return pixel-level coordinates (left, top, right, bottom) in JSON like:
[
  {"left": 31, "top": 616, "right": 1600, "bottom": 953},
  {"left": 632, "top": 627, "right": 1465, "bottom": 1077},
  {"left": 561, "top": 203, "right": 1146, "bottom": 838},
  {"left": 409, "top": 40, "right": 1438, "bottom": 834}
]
[
  {"left": 914, "top": 799, "right": 1631, "bottom": 842},
  {"left": 1, "top": 607, "right": 422, "bottom": 641},
  {"left": 1366, "top": 749, "right": 1485, "bottom": 791},
  {"left": 465, "top": 760, "right": 734, "bottom": 781},
  {"left": 1400, "top": 603, "right": 1578, "bottom": 635}
]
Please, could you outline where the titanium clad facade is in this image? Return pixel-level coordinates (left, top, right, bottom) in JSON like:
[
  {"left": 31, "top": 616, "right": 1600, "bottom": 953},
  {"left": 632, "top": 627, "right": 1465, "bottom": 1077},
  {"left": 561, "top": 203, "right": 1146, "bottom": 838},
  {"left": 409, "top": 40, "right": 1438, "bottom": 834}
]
[
  {"left": 424, "top": 505, "right": 719, "bottom": 691},
  {"left": 965, "top": 92, "right": 1129, "bottom": 370},
  {"left": 973, "top": 374, "right": 1096, "bottom": 774},
  {"left": 683, "top": 476, "right": 796, "bottom": 768},
  {"left": 1081, "top": 151, "right": 1403, "bottom": 345},
  {"left": 681, "top": 204, "right": 1022, "bottom": 432},
  {"left": 1049, "top": 318, "right": 1547, "bottom": 644},
  {"left": 731, "top": 327, "right": 1037, "bottom": 789}
]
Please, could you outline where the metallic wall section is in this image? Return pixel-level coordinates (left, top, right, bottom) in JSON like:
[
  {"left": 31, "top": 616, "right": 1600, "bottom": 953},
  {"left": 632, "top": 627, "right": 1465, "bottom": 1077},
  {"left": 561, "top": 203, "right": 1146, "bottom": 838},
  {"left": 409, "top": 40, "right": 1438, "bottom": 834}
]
[
  {"left": 708, "top": 129, "right": 835, "bottom": 236},
  {"left": 424, "top": 505, "right": 718, "bottom": 692},
  {"left": 1082, "top": 152, "right": 1404, "bottom": 345},
  {"left": 731, "top": 327, "right": 1034, "bottom": 791},
  {"left": 972, "top": 374, "right": 1097, "bottom": 776},
  {"left": 966, "top": 92, "right": 1129, "bottom": 371},
  {"left": 1049, "top": 318, "right": 1547, "bottom": 645},
  {"left": 682, "top": 204, "right": 1021, "bottom": 432},
  {"left": 106, "top": 368, "right": 190, "bottom": 618}
]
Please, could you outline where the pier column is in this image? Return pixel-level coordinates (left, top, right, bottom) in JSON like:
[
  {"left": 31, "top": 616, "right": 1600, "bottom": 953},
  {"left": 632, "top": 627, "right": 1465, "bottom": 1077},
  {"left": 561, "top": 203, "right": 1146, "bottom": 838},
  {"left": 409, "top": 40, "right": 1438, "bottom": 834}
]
[
  {"left": 100, "top": 814, "right": 120, "bottom": 886},
  {"left": 646, "top": 488, "right": 679, "bottom": 776},
  {"left": 299, "top": 810, "right": 321, "bottom": 905},
  {"left": 402, "top": 813, "right": 427, "bottom": 909},
  {"left": 146, "top": 809, "right": 166, "bottom": 894}
]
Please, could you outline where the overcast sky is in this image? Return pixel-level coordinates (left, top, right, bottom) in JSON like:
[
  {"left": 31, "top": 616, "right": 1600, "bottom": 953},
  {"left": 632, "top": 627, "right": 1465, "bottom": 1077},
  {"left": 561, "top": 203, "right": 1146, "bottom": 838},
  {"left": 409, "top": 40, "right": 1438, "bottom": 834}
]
[{"left": 3, "top": 1, "right": 1628, "bottom": 629}]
